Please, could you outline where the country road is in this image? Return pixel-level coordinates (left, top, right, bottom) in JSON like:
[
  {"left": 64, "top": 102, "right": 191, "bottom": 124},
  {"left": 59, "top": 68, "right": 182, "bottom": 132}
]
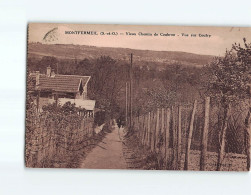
[{"left": 81, "top": 123, "right": 127, "bottom": 169}]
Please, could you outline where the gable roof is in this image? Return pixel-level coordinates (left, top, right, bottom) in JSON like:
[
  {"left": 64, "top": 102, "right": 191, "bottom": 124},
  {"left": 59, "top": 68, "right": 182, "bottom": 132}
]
[{"left": 30, "top": 73, "right": 90, "bottom": 93}]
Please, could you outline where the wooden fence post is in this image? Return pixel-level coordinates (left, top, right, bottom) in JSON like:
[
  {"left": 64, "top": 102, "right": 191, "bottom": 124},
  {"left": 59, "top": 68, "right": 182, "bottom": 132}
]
[
  {"left": 217, "top": 104, "right": 229, "bottom": 171},
  {"left": 155, "top": 109, "right": 160, "bottom": 152},
  {"left": 145, "top": 115, "right": 148, "bottom": 145},
  {"left": 139, "top": 115, "right": 142, "bottom": 143},
  {"left": 199, "top": 97, "right": 210, "bottom": 170},
  {"left": 138, "top": 115, "right": 140, "bottom": 141},
  {"left": 161, "top": 108, "right": 165, "bottom": 154},
  {"left": 147, "top": 112, "right": 151, "bottom": 148},
  {"left": 137, "top": 115, "right": 140, "bottom": 139},
  {"left": 245, "top": 106, "right": 251, "bottom": 171},
  {"left": 165, "top": 108, "right": 171, "bottom": 167},
  {"left": 142, "top": 114, "right": 145, "bottom": 146},
  {"left": 142, "top": 115, "right": 145, "bottom": 145},
  {"left": 177, "top": 106, "right": 182, "bottom": 170},
  {"left": 171, "top": 106, "right": 177, "bottom": 169},
  {"left": 144, "top": 114, "right": 148, "bottom": 146},
  {"left": 151, "top": 111, "right": 156, "bottom": 152},
  {"left": 200, "top": 97, "right": 210, "bottom": 170},
  {"left": 184, "top": 100, "right": 197, "bottom": 170}
]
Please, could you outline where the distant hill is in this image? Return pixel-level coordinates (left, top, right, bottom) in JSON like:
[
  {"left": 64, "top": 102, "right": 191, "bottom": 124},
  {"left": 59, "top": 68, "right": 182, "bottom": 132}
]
[{"left": 28, "top": 42, "right": 215, "bottom": 67}]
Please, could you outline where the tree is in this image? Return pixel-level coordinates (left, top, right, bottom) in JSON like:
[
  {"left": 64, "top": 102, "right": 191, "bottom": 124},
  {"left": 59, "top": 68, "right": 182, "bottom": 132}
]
[
  {"left": 75, "top": 58, "right": 93, "bottom": 75},
  {"left": 233, "top": 39, "right": 251, "bottom": 171},
  {"left": 39, "top": 56, "right": 58, "bottom": 73},
  {"left": 206, "top": 39, "right": 251, "bottom": 170},
  {"left": 162, "top": 64, "right": 201, "bottom": 104},
  {"left": 89, "top": 56, "right": 125, "bottom": 119}
]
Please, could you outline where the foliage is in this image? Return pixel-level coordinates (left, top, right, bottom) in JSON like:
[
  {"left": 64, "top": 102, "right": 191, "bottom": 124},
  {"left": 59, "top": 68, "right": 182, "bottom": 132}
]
[
  {"left": 133, "top": 79, "right": 176, "bottom": 115},
  {"left": 25, "top": 100, "right": 96, "bottom": 168},
  {"left": 206, "top": 39, "right": 251, "bottom": 105},
  {"left": 42, "top": 101, "right": 86, "bottom": 115},
  {"left": 28, "top": 54, "right": 204, "bottom": 119}
]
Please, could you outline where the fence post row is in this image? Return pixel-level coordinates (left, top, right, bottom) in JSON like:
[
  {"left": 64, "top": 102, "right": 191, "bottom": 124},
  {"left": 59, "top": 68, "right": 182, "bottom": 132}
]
[{"left": 133, "top": 97, "right": 216, "bottom": 170}]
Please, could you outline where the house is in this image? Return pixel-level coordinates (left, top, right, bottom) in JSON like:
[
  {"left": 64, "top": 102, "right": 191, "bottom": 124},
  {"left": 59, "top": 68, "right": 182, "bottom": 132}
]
[{"left": 30, "top": 66, "right": 95, "bottom": 117}]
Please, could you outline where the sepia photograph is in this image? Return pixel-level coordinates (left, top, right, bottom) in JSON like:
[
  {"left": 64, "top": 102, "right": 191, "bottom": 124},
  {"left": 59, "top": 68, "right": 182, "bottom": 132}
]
[{"left": 25, "top": 23, "right": 251, "bottom": 171}]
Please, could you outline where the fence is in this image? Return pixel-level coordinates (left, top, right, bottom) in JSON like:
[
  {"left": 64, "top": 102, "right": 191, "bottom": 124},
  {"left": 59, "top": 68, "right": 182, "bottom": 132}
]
[
  {"left": 25, "top": 112, "right": 96, "bottom": 168},
  {"left": 132, "top": 97, "right": 248, "bottom": 171}
]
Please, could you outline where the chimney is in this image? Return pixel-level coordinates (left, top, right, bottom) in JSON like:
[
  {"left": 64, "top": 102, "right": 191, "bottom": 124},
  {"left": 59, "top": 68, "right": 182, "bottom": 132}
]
[
  {"left": 51, "top": 69, "right": 56, "bottom": 77},
  {"left": 46, "top": 66, "right": 51, "bottom": 77},
  {"left": 35, "top": 71, "right": 40, "bottom": 87}
]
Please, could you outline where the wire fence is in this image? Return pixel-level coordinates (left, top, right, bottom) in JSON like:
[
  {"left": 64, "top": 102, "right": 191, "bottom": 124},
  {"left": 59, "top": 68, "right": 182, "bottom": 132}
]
[{"left": 131, "top": 98, "right": 249, "bottom": 171}]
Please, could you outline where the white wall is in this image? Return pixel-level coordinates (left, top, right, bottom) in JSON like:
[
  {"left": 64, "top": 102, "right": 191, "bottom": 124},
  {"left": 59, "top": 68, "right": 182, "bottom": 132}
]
[{"left": 0, "top": 0, "right": 251, "bottom": 195}]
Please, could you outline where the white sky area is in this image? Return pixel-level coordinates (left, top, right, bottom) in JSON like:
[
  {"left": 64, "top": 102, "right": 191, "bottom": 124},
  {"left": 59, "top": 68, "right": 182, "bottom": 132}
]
[{"left": 29, "top": 23, "right": 251, "bottom": 56}]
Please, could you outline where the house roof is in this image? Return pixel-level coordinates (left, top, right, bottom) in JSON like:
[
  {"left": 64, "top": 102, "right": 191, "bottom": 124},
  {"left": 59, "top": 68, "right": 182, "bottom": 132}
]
[{"left": 30, "top": 73, "right": 90, "bottom": 93}]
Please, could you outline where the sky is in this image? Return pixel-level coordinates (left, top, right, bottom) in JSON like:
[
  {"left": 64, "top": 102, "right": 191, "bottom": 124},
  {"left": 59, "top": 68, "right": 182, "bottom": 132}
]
[{"left": 28, "top": 23, "right": 251, "bottom": 56}]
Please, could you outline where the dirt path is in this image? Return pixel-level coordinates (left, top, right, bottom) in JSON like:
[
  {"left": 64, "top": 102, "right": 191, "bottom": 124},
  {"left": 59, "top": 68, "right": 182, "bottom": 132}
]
[{"left": 80, "top": 123, "right": 127, "bottom": 169}]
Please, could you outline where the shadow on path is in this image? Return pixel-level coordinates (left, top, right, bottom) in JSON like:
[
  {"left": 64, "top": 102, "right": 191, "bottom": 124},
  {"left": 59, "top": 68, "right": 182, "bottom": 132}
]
[{"left": 81, "top": 123, "right": 127, "bottom": 169}]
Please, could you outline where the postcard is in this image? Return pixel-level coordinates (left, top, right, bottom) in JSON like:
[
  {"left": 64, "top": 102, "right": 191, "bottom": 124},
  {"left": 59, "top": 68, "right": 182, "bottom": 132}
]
[{"left": 26, "top": 23, "right": 251, "bottom": 171}]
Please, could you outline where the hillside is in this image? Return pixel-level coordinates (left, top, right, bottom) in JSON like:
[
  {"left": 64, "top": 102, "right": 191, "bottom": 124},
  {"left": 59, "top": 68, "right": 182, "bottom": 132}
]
[{"left": 28, "top": 42, "right": 215, "bottom": 67}]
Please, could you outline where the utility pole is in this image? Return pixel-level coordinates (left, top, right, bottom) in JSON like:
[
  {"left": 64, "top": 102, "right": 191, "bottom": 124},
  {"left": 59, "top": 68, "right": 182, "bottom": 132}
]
[
  {"left": 126, "top": 82, "right": 128, "bottom": 127},
  {"left": 130, "top": 53, "right": 133, "bottom": 130}
]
